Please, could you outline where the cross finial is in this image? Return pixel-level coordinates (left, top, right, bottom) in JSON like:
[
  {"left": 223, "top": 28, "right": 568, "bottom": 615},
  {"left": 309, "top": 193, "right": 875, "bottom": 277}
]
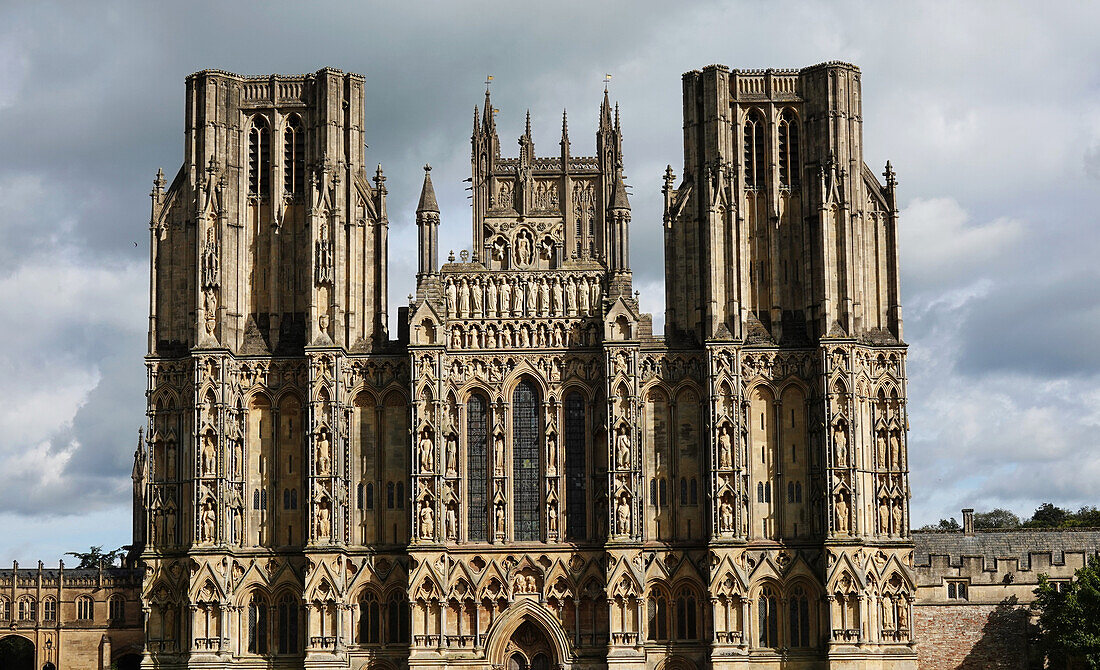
[{"left": 424, "top": 163, "right": 432, "bottom": 173}]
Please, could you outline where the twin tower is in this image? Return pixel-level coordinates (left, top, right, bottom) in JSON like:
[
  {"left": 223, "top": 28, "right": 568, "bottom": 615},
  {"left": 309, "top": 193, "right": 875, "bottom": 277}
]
[{"left": 138, "top": 63, "right": 913, "bottom": 670}]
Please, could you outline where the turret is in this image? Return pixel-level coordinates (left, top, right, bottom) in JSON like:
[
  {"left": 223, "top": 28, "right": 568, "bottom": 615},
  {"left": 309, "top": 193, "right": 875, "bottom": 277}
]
[
  {"left": 416, "top": 164, "right": 440, "bottom": 279},
  {"left": 607, "top": 164, "right": 631, "bottom": 275}
]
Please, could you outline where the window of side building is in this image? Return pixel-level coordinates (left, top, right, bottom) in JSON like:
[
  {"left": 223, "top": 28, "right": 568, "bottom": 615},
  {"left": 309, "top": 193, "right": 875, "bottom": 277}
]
[{"left": 946, "top": 580, "right": 968, "bottom": 601}]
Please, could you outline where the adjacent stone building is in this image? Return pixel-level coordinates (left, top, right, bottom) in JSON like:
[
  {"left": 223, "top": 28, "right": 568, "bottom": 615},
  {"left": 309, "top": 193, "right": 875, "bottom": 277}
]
[{"left": 1, "top": 62, "right": 1092, "bottom": 670}]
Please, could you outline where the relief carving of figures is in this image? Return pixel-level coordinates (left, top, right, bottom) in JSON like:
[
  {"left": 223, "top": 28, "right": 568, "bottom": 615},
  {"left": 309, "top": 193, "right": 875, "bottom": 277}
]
[
  {"left": 450, "top": 327, "right": 463, "bottom": 349},
  {"left": 588, "top": 277, "right": 601, "bottom": 313},
  {"left": 201, "top": 432, "right": 216, "bottom": 475},
  {"left": 200, "top": 498, "right": 216, "bottom": 543},
  {"left": 565, "top": 277, "right": 578, "bottom": 315},
  {"left": 316, "top": 431, "right": 331, "bottom": 475},
  {"left": 202, "top": 287, "right": 218, "bottom": 335},
  {"left": 615, "top": 428, "right": 631, "bottom": 470},
  {"left": 538, "top": 278, "right": 550, "bottom": 316},
  {"left": 718, "top": 426, "right": 732, "bottom": 470},
  {"left": 419, "top": 500, "right": 434, "bottom": 539},
  {"left": 495, "top": 504, "right": 506, "bottom": 536},
  {"left": 877, "top": 432, "right": 887, "bottom": 469},
  {"left": 491, "top": 237, "right": 507, "bottom": 263},
  {"left": 512, "top": 277, "right": 524, "bottom": 315},
  {"left": 499, "top": 278, "right": 511, "bottom": 315},
  {"left": 446, "top": 434, "right": 458, "bottom": 476},
  {"left": 879, "top": 498, "right": 889, "bottom": 534},
  {"left": 551, "top": 278, "right": 563, "bottom": 315},
  {"left": 890, "top": 432, "right": 902, "bottom": 469},
  {"left": 892, "top": 498, "right": 903, "bottom": 536},
  {"left": 419, "top": 429, "right": 434, "bottom": 473},
  {"left": 494, "top": 433, "right": 505, "bottom": 475},
  {"left": 526, "top": 280, "right": 538, "bottom": 316}
]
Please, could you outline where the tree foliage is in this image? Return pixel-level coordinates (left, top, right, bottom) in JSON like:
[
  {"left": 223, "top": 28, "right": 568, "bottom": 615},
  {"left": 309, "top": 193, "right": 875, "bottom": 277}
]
[
  {"left": 1033, "top": 557, "right": 1100, "bottom": 669},
  {"left": 918, "top": 518, "right": 961, "bottom": 532},
  {"left": 974, "top": 508, "right": 1021, "bottom": 530},
  {"left": 66, "top": 545, "right": 125, "bottom": 569},
  {"left": 1024, "top": 504, "right": 1100, "bottom": 529}
]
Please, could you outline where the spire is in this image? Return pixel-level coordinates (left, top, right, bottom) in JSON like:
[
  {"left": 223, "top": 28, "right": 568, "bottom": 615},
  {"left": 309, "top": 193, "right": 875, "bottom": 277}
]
[
  {"left": 600, "top": 89, "right": 613, "bottom": 130},
  {"left": 482, "top": 87, "right": 494, "bottom": 132},
  {"left": 417, "top": 164, "right": 439, "bottom": 213},
  {"left": 561, "top": 109, "right": 570, "bottom": 144},
  {"left": 610, "top": 164, "right": 630, "bottom": 211},
  {"left": 525, "top": 109, "right": 532, "bottom": 140},
  {"left": 473, "top": 105, "right": 479, "bottom": 136},
  {"left": 614, "top": 102, "right": 621, "bottom": 132}
]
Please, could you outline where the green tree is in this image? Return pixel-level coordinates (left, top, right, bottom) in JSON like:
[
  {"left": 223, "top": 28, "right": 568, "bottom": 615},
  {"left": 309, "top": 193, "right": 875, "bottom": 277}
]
[
  {"left": 66, "top": 545, "right": 125, "bottom": 569},
  {"left": 1033, "top": 557, "right": 1100, "bottom": 669},
  {"left": 1028, "top": 503, "right": 1071, "bottom": 528},
  {"left": 974, "top": 508, "right": 1021, "bottom": 530},
  {"left": 918, "top": 518, "right": 961, "bottom": 531}
]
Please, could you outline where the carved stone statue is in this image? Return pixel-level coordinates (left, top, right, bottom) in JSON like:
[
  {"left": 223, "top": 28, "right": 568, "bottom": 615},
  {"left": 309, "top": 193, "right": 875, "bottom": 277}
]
[
  {"left": 879, "top": 499, "right": 890, "bottom": 534},
  {"left": 516, "top": 232, "right": 533, "bottom": 266},
  {"left": 892, "top": 499, "right": 903, "bottom": 536},
  {"left": 834, "top": 424, "right": 848, "bottom": 467},
  {"left": 445, "top": 505, "right": 456, "bottom": 540},
  {"left": 318, "top": 500, "right": 331, "bottom": 539},
  {"left": 200, "top": 500, "right": 216, "bottom": 543},
  {"left": 539, "top": 278, "right": 550, "bottom": 316},
  {"left": 495, "top": 504, "right": 506, "bottom": 535},
  {"left": 718, "top": 427, "right": 732, "bottom": 469},
  {"left": 548, "top": 504, "right": 558, "bottom": 534},
  {"left": 877, "top": 433, "right": 887, "bottom": 469},
  {"left": 201, "top": 433, "right": 216, "bottom": 476},
  {"left": 890, "top": 432, "right": 901, "bottom": 469},
  {"left": 546, "top": 433, "right": 557, "bottom": 474},
  {"left": 578, "top": 277, "right": 590, "bottom": 314},
  {"left": 458, "top": 278, "right": 470, "bottom": 317},
  {"left": 835, "top": 495, "right": 849, "bottom": 534},
  {"left": 446, "top": 434, "right": 457, "bottom": 476},
  {"left": 419, "top": 500, "right": 434, "bottom": 539},
  {"left": 486, "top": 278, "right": 498, "bottom": 317},
  {"left": 616, "top": 498, "right": 630, "bottom": 535},
  {"left": 445, "top": 278, "right": 457, "bottom": 315},
  {"left": 616, "top": 429, "right": 631, "bottom": 470},
  {"left": 499, "top": 278, "right": 511, "bottom": 315},
  {"left": 316, "top": 432, "right": 331, "bottom": 475},
  {"left": 419, "top": 430, "right": 434, "bottom": 472},
  {"left": 565, "top": 277, "right": 577, "bottom": 315},
  {"left": 494, "top": 433, "right": 505, "bottom": 475},
  {"left": 719, "top": 499, "right": 734, "bottom": 532},
  {"left": 551, "top": 278, "right": 563, "bottom": 315},
  {"left": 470, "top": 278, "right": 483, "bottom": 316}
]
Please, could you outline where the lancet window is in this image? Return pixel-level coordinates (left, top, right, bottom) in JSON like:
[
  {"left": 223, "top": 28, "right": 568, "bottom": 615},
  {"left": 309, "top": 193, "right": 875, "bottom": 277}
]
[
  {"left": 565, "top": 391, "right": 587, "bottom": 540},
  {"left": 283, "top": 114, "right": 304, "bottom": 198},
  {"left": 248, "top": 116, "right": 271, "bottom": 198},
  {"left": 467, "top": 393, "right": 489, "bottom": 541},
  {"left": 743, "top": 110, "right": 766, "bottom": 190},
  {"left": 512, "top": 380, "right": 540, "bottom": 541}
]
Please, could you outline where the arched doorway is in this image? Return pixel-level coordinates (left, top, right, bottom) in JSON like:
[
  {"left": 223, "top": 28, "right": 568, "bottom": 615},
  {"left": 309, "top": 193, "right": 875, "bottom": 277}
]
[
  {"left": 504, "top": 620, "right": 554, "bottom": 670},
  {"left": 0, "top": 635, "right": 34, "bottom": 670},
  {"left": 113, "top": 652, "right": 142, "bottom": 670}
]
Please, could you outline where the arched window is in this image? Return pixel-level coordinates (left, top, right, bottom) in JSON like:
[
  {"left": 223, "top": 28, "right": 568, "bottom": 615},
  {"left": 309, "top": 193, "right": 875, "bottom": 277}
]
[
  {"left": 386, "top": 592, "right": 409, "bottom": 643},
  {"left": 512, "top": 380, "right": 540, "bottom": 541},
  {"left": 277, "top": 594, "right": 299, "bottom": 654},
  {"left": 387, "top": 482, "right": 395, "bottom": 509},
  {"left": 43, "top": 597, "right": 56, "bottom": 622},
  {"left": 795, "top": 482, "right": 802, "bottom": 503},
  {"left": 467, "top": 393, "right": 489, "bottom": 541},
  {"left": 253, "top": 488, "right": 261, "bottom": 510},
  {"left": 659, "top": 478, "right": 668, "bottom": 506},
  {"left": 647, "top": 591, "right": 669, "bottom": 640},
  {"left": 788, "top": 481, "right": 795, "bottom": 503},
  {"left": 248, "top": 116, "right": 271, "bottom": 198},
  {"left": 681, "top": 477, "right": 689, "bottom": 505},
  {"left": 108, "top": 594, "right": 124, "bottom": 622},
  {"left": 758, "top": 586, "right": 778, "bottom": 648},
  {"left": 0, "top": 597, "right": 8, "bottom": 620},
  {"left": 689, "top": 478, "right": 698, "bottom": 505},
  {"left": 396, "top": 481, "right": 405, "bottom": 509},
  {"left": 650, "top": 478, "right": 657, "bottom": 504},
  {"left": 365, "top": 483, "right": 374, "bottom": 510},
  {"left": 565, "top": 391, "right": 587, "bottom": 540},
  {"left": 248, "top": 593, "right": 269, "bottom": 654},
  {"left": 284, "top": 488, "right": 291, "bottom": 509},
  {"left": 290, "top": 489, "right": 297, "bottom": 510},
  {"left": 789, "top": 585, "right": 811, "bottom": 647},
  {"left": 676, "top": 588, "right": 698, "bottom": 639},
  {"left": 743, "top": 110, "right": 766, "bottom": 190},
  {"left": 757, "top": 481, "right": 764, "bottom": 503},
  {"left": 77, "top": 595, "right": 94, "bottom": 621},
  {"left": 359, "top": 592, "right": 380, "bottom": 644},
  {"left": 283, "top": 115, "right": 305, "bottom": 198},
  {"left": 18, "top": 596, "right": 36, "bottom": 621},
  {"left": 778, "top": 109, "right": 800, "bottom": 189}
]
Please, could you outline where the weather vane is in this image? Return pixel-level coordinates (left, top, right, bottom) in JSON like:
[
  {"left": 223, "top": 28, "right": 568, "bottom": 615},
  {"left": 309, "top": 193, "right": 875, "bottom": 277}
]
[{"left": 604, "top": 73, "right": 612, "bottom": 91}]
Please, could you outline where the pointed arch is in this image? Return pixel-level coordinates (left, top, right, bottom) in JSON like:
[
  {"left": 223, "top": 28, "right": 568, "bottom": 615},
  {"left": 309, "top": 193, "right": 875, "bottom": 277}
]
[
  {"left": 248, "top": 115, "right": 271, "bottom": 198},
  {"left": 483, "top": 600, "right": 572, "bottom": 667},
  {"left": 512, "top": 378, "right": 541, "bottom": 541},
  {"left": 283, "top": 113, "right": 305, "bottom": 198}
]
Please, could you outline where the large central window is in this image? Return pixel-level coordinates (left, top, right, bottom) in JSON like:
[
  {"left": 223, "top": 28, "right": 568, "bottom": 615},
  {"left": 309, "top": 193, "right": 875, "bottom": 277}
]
[
  {"left": 467, "top": 394, "right": 489, "bottom": 541},
  {"left": 512, "top": 380, "right": 540, "bottom": 541},
  {"left": 564, "top": 392, "right": 587, "bottom": 540}
]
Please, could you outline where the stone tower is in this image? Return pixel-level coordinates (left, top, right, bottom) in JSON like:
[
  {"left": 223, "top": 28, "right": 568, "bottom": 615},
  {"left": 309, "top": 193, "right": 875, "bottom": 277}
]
[
  {"left": 141, "top": 68, "right": 412, "bottom": 669},
  {"left": 663, "top": 62, "right": 915, "bottom": 668}
]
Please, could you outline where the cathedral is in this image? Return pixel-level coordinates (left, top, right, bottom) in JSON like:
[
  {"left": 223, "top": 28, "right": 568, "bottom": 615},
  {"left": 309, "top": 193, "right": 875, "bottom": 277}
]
[{"left": 135, "top": 62, "right": 914, "bottom": 670}]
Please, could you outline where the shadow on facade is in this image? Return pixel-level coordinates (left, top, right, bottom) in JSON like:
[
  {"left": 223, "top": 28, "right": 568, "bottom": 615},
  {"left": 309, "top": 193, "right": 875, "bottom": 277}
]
[{"left": 956, "top": 596, "right": 1029, "bottom": 670}]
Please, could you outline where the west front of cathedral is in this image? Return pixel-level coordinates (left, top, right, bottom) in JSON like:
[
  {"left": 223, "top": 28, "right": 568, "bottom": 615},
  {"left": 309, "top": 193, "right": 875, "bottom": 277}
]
[{"left": 135, "top": 62, "right": 913, "bottom": 670}]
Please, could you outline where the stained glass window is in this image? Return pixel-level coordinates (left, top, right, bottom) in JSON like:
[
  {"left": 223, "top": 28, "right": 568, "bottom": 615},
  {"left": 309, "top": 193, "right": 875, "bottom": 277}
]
[
  {"left": 467, "top": 394, "right": 489, "bottom": 541},
  {"left": 565, "top": 392, "right": 587, "bottom": 540}
]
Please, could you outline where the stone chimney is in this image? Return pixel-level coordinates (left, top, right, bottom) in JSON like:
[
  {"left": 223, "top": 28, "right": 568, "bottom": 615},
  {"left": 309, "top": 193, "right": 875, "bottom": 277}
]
[{"left": 962, "top": 508, "right": 975, "bottom": 535}]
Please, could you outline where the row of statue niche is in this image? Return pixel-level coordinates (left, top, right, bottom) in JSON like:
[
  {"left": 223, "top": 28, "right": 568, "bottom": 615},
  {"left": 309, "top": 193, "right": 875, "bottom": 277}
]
[
  {"left": 877, "top": 496, "right": 906, "bottom": 536},
  {"left": 445, "top": 274, "right": 602, "bottom": 319},
  {"left": 197, "top": 434, "right": 244, "bottom": 479},
  {"left": 831, "top": 424, "right": 906, "bottom": 470},
  {"left": 449, "top": 321, "right": 601, "bottom": 350},
  {"left": 417, "top": 429, "right": 460, "bottom": 477}
]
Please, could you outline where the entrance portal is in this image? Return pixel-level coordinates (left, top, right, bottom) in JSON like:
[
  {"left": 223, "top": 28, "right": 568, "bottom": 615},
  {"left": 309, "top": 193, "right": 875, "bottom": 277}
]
[
  {"left": 0, "top": 635, "right": 34, "bottom": 670},
  {"left": 504, "top": 620, "right": 554, "bottom": 670}
]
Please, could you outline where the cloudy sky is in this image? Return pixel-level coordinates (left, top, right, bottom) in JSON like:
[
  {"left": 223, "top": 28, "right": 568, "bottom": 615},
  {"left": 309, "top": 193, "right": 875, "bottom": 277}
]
[{"left": 1, "top": 0, "right": 1098, "bottom": 562}]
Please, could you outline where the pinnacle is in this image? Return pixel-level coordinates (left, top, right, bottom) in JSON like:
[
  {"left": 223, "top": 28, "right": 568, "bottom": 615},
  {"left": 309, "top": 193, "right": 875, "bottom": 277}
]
[{"left": 417, "top": 164, "right": 439, "bottom": 213}]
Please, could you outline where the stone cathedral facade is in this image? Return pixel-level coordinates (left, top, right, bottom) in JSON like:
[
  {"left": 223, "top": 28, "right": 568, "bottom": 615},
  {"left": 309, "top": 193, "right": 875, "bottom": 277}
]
[{"left": 137, "top": 62, "right": 914, "bottom": 670}]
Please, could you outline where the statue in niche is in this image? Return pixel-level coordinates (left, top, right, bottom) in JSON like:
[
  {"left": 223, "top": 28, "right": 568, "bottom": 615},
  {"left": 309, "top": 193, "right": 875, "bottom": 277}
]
[
  {"left": 897, "top": 600, "right": 909, "bottom": 631},
  {"left": 318, "top": 498, "right": 331, "bottom": 539},
  {"left": 491, "top": 237, "right": 507, "bottom": 263},
  {"left": 203, "top": 288, "right": 218, "bottom": 334},
  {"left": 495, "top": 504, "right": 506, "bottom": 536},
  {"left": 588, "top": 277, "right": 601, "bottom": 312},
  {"left": 471, "top": 278, "right": 483, "bottom": 317},
  {"left": 526, "top": 279, "right": 538, "bottom": 316},
  {"left": 418, "top": 430, "right": 434, "bottom": 473},
  {"left": 494, "top": 433, "right": 505, "bottom": 475},
  {"left": 892, "top": 499, "right": 903, "bottom": 536},
  {"left": 445, "top": 278, "right": 457, "bottom": 315},
  {"left": 446, "top": 434, "right": 458, "bottom": 476},
  {"left": 165, "top": 442, "right": 177, "bottom": 479},
  {"left": 548, "top": 503, "right": 558, "bottom": 534},
  {"left": 718, "top": 427, "right": 732, "bottom": 469},
  {"left": 596, "top": 498, "right": 608, "bottom": 538},
  {"left": 539, "top": 279, "right": 550, "bottom": 316},
  {"left": 200, "top": 499, "right": 216, "bottom": 543},
  {"left": 546, "top": 433, "right": 557, "bottom": 474},
  {"left": 879, "top": 499, "right": 889, "bottom": 534},
  {"left": 486, "top": 278, "right": 498, "bottom": 317},
  {"left": 834, "top": 424, "right": 848, "bottom": 467},
  {"left": 516, "top": 231, "right": 533, "bottom": 267},
  {"left": 451, "top": 327, "right": 462, "bottom": 349},
  {"left": 835, "top": 495, "right": 849, "bottom": 534},
  {"left": 876, "top": 432, "right": 887, "bottom": 469},
  {"left": 616, "top": 497, "right": 630, "bottom": 535},
  {"left": 536, "top": 324, "right": 546, "bottom": 347},
  {"left": 514, "top": 574, "right": 525, "bottom": 593},
  {"left": 230, "top": 507, "right": 241, "bottom": 544},
  {"left": 164, "top": 503, "right": 177, "bottom": 544},
  {"left": 719, "top": 499, "right": 734, "bottom": 532},
  {"left": 445, "top": 505, "right": 457, "bottom": 541},
  {"left": 487, "top": 327, "right": 498, "bottom": 349},
  {"left": 458, "top": 278, "right": 471, "bottom": 317},
  {"left": 551, "top": 324, "right": 563, "bottom": 348},
  {"left": 615, "top": 428, "right": 631, "bottom": 470},
  {"left": 578, "top": 277, "right": 589, "bottom": 314},
  {"left": 499, "top": 278, "right": 511, "bottom": 314},
  {"left": 512, "top": 277, "right": 524, "bottom": 315},
  {"left": 201, "top": 433, "right": 216, "bottom": 476},
  {"left": 890, "top": 432, "right": 901, "bottom": 469},
  {"left": 316, "top": 432, "right": 331, "bottom": 475},
  {"left": 565, "top": 277, "right": 577, "bottom": 315},
  {"left": 419, "top": 500, "right": 434, "bottom": 539},
  {"left": 551, "top": 278, "right": 564, "bottom": 315},
  {"left": 519, "top": 325, "right": 531, "bottom": 348}
]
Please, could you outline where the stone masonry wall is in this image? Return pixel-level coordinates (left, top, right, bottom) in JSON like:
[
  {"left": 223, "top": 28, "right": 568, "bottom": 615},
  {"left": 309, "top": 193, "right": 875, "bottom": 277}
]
[{"left": 914, "top": 603, "right": 1028, "bottom": 670}]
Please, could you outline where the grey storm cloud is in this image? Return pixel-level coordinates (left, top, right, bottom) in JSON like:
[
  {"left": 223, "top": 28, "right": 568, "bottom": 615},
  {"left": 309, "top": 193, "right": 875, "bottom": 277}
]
[{"left": 1, "top": 0, "right": 1099, "bottom": 561}]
